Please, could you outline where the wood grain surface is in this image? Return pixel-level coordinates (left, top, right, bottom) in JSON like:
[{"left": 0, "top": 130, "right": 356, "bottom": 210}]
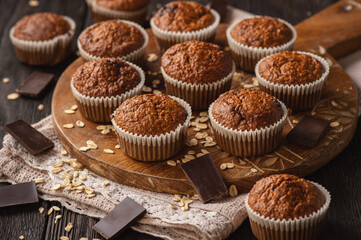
[
  {"left": 53, "top": 18, "right": 359, "bottom": 195},
  {"left": 1, "top": 0, "right": 361, "bottom": 239}
]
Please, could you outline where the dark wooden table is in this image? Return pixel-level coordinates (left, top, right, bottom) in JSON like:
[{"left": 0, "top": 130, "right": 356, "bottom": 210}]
[{"left": 1, "top": 0, "right": 360, "bottom": 239}]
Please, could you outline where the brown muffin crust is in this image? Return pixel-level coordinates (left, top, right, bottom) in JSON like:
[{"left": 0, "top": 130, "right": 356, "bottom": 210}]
[
  {"left": 72, "top": 58, "right": 141, "bottom": 97},
  {"left": 230, "top": 17, "right": 293, "bottom": 48},
  {"left": 161, "top": 40, "right": 233, "bottom": 84},
  {"left": 153, "top": 1, "right": 215, "bottom": 32},
  {"left": 212, "top": 89, "right": 283, "bottom": 131},
  {"left": 258, "top": 51, "right": 325, "bottom": 85},
  {"left": 95, "top": 0, "right": 150, "bottom": 11},
  {"left": 114, "top": 94, "right": 188, "bottom": 136},
  {"left": 248, "top": 174, "right": 326, "bottom": 220},
  {"left": 78, "top": 20, "right": 144, "bottom": 58},
  {"left": 13, "top": 13, "right": 70, "bottom": 41}
]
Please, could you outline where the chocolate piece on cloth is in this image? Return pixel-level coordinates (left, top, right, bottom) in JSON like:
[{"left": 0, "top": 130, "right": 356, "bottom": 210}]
[
  {"left": 0, "top": 182, "right": 38, "bottom": 208},
  {"left": 181, "top": 154, "right": 228, "bottom": 203},
  {"left": 286, "top": 116, "right": 330, "bottom": 148},
  {"left": 4, "top": 119, "right": 54, "bottom": 155},
  {"left": 93, "top": 197, "right": 146, "bottom": 240},
  {"left": 16, "top": 71, "right": 54, "bottom": 97}
]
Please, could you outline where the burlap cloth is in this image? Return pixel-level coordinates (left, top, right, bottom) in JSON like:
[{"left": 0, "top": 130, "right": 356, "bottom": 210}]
[{"left": 1, "top": 6, "right": 361, "bottom": 240}]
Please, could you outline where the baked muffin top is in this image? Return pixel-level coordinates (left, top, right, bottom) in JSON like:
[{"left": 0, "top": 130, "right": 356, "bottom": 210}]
[
  {"left": 230, "top": 17, "right": 293, "bottom": 48},
  {"left": 114, "top": 94, "right": 188, "bottom": 136},
  {"left": 152, "top": 1, "right": 215, "bottom": 32},
  {"left": 72, "top": 58, "right": 141, "bottom": 97},
  {"left": 258, "top": 51, "right": 325, "bottom": 85},
  {"left": 13, "top": 12, "right": 70, "bottom": 41},
  {"left": 95, "top": 0, "right": 150, "bottom": 11},
  {"left": 211, "top": 89, "right": 284, "bottom": 131},
  {"left": 78, "top": 20, "right": 144, "bottom": 58},
  {"left": 161, "top": 40, "right": 233, "bottom": 84},
  {"left": 248, "top": 174, "right": 326, "bottom": 220}
]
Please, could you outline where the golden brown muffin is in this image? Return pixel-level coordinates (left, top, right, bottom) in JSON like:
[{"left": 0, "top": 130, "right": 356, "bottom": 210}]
[
  {"left": 13, "top": 12, "right": 70, "bottom": 41},
  {"left": 211, "top": 88, "right": 284, "bottom": 131},
  {"left": 72, "top": 58, "right": 141, "bottom": 97},
  {"left": 114, "top": 94, "right": 188, "bottom": 136},
  {"left": 153, "top": 1, "right": 214, "bottom": 32},
  {"left": 258, "top": 51, "right": 325, "bottom": 85},
  {"left": 248, "top": 174, "right": 326, "bottom": 220},
  {"left": 161, "top": 40, "right": 233, "bottom": 84}
]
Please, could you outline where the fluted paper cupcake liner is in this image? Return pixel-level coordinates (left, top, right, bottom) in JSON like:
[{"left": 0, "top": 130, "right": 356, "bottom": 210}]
[
  {"left": 70, "top": 60, "right": 145, "bottom": 123},
  {"left": 9, "top": 16, "right": 76, "bottom": 66},
  {"left": 245, "top": 182, "right": 331, "bottom": 240},
  {"left": 77, "top": 20, "right": 148, "bottom": 66},
  {"left": 161, "top": 63, "right": 235, "bottom": 110},
  {"left": 86, "top": 0, "right": 148, "bottom": 25},
  {"left": 209, "top": 100, "right": 287, "bottom": 157},
  {"left": 150, "top": 9, "right": 220, "bottom": 52},
  {"left": 111, "top": 96, "right": 192, "bottom": 161},
  {"left": 226, "top": 16, "right": 297, "bottom": 72},
  {"left": 256, "top": 51, "right": 330, "bottom": 111}
]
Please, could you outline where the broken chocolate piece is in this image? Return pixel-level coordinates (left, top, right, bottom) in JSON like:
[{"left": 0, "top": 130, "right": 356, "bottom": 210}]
[
  {"left": 4, "top": 119, "right": 54, "bottom": 155},
  {"left": 16, "top": 71, "right": 54, "bottom": 97},
  {"left": 93, "top": 197, "right": 146, "bottom": 240},
  {"left": 0, "top": 182, "right": 39, "bottom": 208},
  {"left": 181, "top": 154, "right": 228, "bottom": 203},
  {"left": 287, "top": 116, "right": 330, "bottom": 148}
]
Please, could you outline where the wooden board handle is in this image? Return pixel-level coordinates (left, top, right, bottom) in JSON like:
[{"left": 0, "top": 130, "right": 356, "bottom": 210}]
[{"left": 294, "top": 0, "right": 361, "bottom": 59}]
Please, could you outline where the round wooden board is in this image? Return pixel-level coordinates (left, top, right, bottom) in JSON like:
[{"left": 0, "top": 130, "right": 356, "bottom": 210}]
[{"left": 52, "top": 24, "right": 358, "bottom": 195}]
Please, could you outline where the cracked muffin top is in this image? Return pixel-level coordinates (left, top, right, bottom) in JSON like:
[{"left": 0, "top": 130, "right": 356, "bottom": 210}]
[
  {"left": 211, "top": 88, "right": 284, "bottom": 131},
  {"left": 114, "top": 94, "right": 188, "bottom": 136}
]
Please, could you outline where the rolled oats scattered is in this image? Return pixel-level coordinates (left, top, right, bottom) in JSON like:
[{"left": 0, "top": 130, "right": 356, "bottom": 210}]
[
  {"left": 7, "top": 93, "right": 20, "bottom": 100},
  {"left": 33, "top": 178, "right": 45, "bottom": 184},
  {"left": 195, "top": 123, "right": 207, "bottom": 129},
  {"left": 64, "top": 109, "right": 75, "bottom": 114},
  {"left": 204, "top": 141, "right": 216, "bottom": 147},
  {"left": 71, "top": 105, "right": 78, "bottom": 111},
  {"left": 199, "top": 117, "right": 209, "bottom": 122},
  {"left": 103, "top": 149, "right": 114, "bottom": 154},
  {"left": 147, "top": 53, "right": 158, "bottom": 62},
  {"left": 292, "top": 119, "right": 299, "bottom": 124},
  {"left": 243, "top": 84, "right": 255, "bottom": 89},
  {"left": 199, "top": 112, "right": 208, "bottom": 117},
  {"left": 205, "top": 136, "right": 213, "bottom": 142},
  {"left": 181, "top": 204, "right": 189, "bottom": 211},
  {"left": 79, "top": 146, "right": 90, "bottom": 152},
  {"left": 48, "top": 207, "right": 54, "bottom": 215},
  {"left": 226, "top": 163, "right": 235, "bottom": 169},
  {"left": 169, "top": 203, "right": 177, "bottom": 209},
  {"left": 54, "top": 215, "right": 62, "bottom": 224},
  {"left": 101, "top": 129, "right": 110, "bottom": 135},
  {"left": 196, "top": 153, "right": 205, "bottom": 157},
  {"left": 220, "top": 163, "right": 227, "bottom": 170},
  {"left": 53, "top": 206, "right": 61, "bottom": 211},
  {"left": 86, "top": 193, "right": 96, "bottom": 198},
  {"left": 76, "top": 120, "right": 85, "bottom": 127},
  {"left": 37, "top": 104, "right": 44, "bottom": 111},
  {"left": 39, "top": 207, "right": 44, "bottom": 214},
  {"left": 167, "top": 160, "right": 177, "bottom": 166},
  {"left": 318, "top": 45, "right": 326, "bottom": 55},
  {"left": 152, "top": 79, "right": 160, "bottom": 85},
  {"left": 60, "top": 236, "right": 69, "bottom": 240},
  {"left": 181, "top": 158, "right": 191, "bottom": 163},
  {"left": 2, "top": 77, "right": 9, "bottom": 83},
  {"left": 85, "top": 187, "right": 94, "bottom": 194},
  {"left": 51, "top": 167, "right": 63, "bottom": 174},
  {"left": 28, "top": 0, "right": 39, "bottom": 7},
  {"left": 60, "top": 149, "right": 67, "bottom": 155},
  {"left": 19, "top": 236, "right": 24, "bottom": 240},
  {"left": 153, "top": 90, "right": 162, "bottom": 95},
  {"left": 195, "top": 132, "right": 207, "bottom": 139},
  {"left": 229, "top": 185, "right": 238, "bottom": 197},
  {"left": 186, "top": 138, "right": 197, "bottom": 147},
  {"left": 251, "top": 168, "right": 258, "bottom": 173},
  {"left": 193, "top": 127, "right": 201, "bottom": 132},
  {"left": 201, "top": 149, "right": 209, "bottom": 154},
  {"left": 86, "top": 140, "right": 98, "bottom": 149},
  {"left": 172, "top": 195, "right": 181, "bottom": 202},
  {"left": 102, "top": 180, "right": 110, "bottom": 187},
  {"left": 63, "top": 124, "right": 74, "bottom": 129},
  {"left": 142, "top": 86, "right": 152, "bottom": 92},
  {"left": 64, "top": 222, "right": 73, "bottom": 232},
  {"left": 187, "top": 150, "right": 195, "bottom": 155},
  {"left": 330, "top": 121, "right": 340, "bottom": 127},
  {"left": 311, "top": 111, "right": 316, "bottom": 116},
  {"left": 191, "top": 195, "right": 201, "bottom": 200},
  {"left": 331, "top": 100, "right": 338, "bottom": 107},
  {"left": 79, "top": 174, "right": 87, "bottom": 181},
  {"left": 184, "top": 154, "right": 195, "bottom": 160},
  {"left": 96, "top": 125, "right": 107, "bottom": 130}
]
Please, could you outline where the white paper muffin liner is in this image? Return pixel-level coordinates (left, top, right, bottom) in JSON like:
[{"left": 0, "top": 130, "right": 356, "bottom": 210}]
[
  {"left": 150, "top": 9, "right": 220, "bottom": 52},
  {"left": 70, "top": 60, "right": 145, "bottom": 123},
  {"left": 226, "top": 16, "right": 297, "bottom": 72},
  {"left": 111, "top": 96, "right": 192, "bottom": 161},
  {"left": 9, "top": 16, "right": 76, "bottom": 66},
  {"left": 256, "top": 51, "right": 330, "bottom": 111},
  {"left": 245, "top": 181, "right": 331, "bottom": 240},
  {"left": 209, "top": 99, "right": 287, "bottom": 157},
  {"left": 77, "top": 20, "right": 149, "bottom": 66},
  {"left": 161, "top": 63, "right": 235, "bottom": 110},
  {"left": 86, "top": 0, "right": 148, "bottom": 25}
]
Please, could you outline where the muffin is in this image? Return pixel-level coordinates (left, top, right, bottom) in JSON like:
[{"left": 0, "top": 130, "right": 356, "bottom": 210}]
[
  {"left": 161, "top": 40, "right": 235, "bottom": 110},
  {"left": 111, "top": 94, "right": 192, "bottom": 161},
  {"left": 86, "top": 0, "right": 150, "bottom": 25},
  {"left": 246, "top": 174, "right": 331, "bottom": 240},
  {"left": 77, "top": 20, "right": 148, "bottom": 66},
  {"left": 70, "top": 58, "right": 145, "bottom": 123},
  {"left": 9, "top": 12, "right": 76, "bottom": 66},
  {"left": 256, "top": 51, "right": 330, "bottom": 111},
  {"left": 226, "top": 16, "right": 296, "bottom": 72},
  {"left": 209, "top": 88, "right": 287, "bottom": 157},
  {"left": 150, "top": 1, "right": 220, "bottom": 52}
]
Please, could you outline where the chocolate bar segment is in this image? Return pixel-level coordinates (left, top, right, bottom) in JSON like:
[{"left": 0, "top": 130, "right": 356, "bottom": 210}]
[
  {"left": 93, "top": 197, "right": 146, "bottom": 240},
  {"left": 4, "top": 119, "right": 54, "bottom": 155},
  {"left": 286, "top": 116, "right": 330, "bottom": 148},
  {"left": 181, "top": 154, "right": 228, "bottom": 203},
  {"left": 0, "top": 182, "right": 39, "bottom": 208},
  {"left": 16, "top": 71, "right": 54, "bottom": 97}
]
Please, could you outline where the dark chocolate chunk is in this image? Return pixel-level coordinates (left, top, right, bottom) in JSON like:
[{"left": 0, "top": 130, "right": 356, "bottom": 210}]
[
  {"left": 93, "top": 197, "right": 146, "bottom": 240},
  {"left": 286, "top": 116, "right": 330, "bottom": 148},
  {"left": 4, "top": 119, "right": 54, "bottom": 155},
  {"left": 16, "top": 71, "right": 54, "bottom": 97},
  {"left": 181, "top": 154, "right": 228, "bottom": 203},
  {"left": 0, "top": 182, "right": 39, "bottom": 208}
]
